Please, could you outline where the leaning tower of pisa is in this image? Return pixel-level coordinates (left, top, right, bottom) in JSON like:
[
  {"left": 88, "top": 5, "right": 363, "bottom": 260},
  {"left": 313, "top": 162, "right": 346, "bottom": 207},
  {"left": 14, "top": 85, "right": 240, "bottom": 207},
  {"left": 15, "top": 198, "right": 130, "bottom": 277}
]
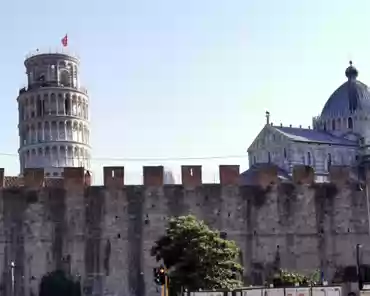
[{"left": 17, "top": 50, "right": 91, "bottom": 177}]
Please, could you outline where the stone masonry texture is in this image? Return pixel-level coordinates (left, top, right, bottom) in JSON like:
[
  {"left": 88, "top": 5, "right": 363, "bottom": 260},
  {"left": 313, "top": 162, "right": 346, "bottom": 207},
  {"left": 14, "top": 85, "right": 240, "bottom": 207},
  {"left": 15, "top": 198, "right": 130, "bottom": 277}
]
[{"left": 0, "top": 164, "right": 369, "bottom": 296}]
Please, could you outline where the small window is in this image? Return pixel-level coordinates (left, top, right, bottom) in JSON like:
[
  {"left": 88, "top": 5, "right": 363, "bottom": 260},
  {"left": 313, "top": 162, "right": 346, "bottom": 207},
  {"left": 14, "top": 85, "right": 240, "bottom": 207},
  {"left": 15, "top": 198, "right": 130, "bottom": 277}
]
[
  {"left": 283, "top": 148, "right": 287, "bottom": 159},
  {"left": 323, "top": 122, "right": 327, "bottom": 131},
  {"left": 253, "top": 156, "right": 256, "bottom": 164},
  {"left": 268, "top": 152, "right": 271, "bottom": 163},
  {"left": 332, "top": 119, "right": 335, "bottom": 130},
  {"left": 307, "top": 152, "right": 311, "bottom": 165},
  {"left": 348, "top": 117, "right": 353, "bottom": 129}
]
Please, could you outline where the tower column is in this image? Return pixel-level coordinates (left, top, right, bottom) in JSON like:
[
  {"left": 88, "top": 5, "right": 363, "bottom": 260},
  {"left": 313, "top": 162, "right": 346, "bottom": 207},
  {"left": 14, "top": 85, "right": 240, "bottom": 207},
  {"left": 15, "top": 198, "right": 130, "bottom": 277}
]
[
  {"left": 36, "top": 123, "right": 39, "bottom": 143},
  {"left": 49, "top": 121, "right": 52, "bottom": 141},
  {"left": 56, "top": 61, "right": 60, "bottom": 84},
  {"left": 65, "top": 120, "right": 67, "bottom": 141}
]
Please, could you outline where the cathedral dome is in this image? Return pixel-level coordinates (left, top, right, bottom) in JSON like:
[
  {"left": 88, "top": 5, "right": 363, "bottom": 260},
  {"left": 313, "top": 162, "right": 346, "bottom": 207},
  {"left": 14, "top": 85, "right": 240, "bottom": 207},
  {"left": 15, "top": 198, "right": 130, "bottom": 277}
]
[{"left": 320, "top": 61, "right": 370, "bottom": 117}]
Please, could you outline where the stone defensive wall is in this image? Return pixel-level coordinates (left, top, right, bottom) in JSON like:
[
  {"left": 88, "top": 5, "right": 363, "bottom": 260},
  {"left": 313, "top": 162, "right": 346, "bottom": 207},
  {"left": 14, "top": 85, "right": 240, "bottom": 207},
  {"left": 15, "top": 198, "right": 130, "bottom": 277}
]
[{"left": 0, "top": 164, "right": 368, "bottom": 296}]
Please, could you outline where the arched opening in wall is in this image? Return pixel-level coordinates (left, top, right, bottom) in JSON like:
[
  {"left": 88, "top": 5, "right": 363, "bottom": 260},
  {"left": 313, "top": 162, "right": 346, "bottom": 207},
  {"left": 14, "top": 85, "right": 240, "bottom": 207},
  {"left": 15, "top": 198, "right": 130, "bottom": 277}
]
[
  {"left": 332, "top": 119, "right": 335, "bottom": 130},
  {"left": 77, "top": 101, "right": 82, "bottom": 117},
  {"left": 79, "top": 123, "right": 83, "bottom": 142},
  {"left": 31, "top": 149, "right": 36, "bottom": 167},
  {"left": 80, "top": 148, "right": 85, "bottom": 167},
  {"left": 65, "top": 95, "right": 70, "bottom": 115},
  {"left": 72, "top": 97, "right": 77, "bottom": 115},
  {"left": 60, "top": 146, "right": 66, "bottom": 166},
  {"left": 37, "top": 98, "right": 42, "bottom": 117},
  {"left": 44, "top": 122, "right": 50, "bottom": 140},
  {"left": 73, "top": 65, "right": 79, "bottom": 88},
  {"left": 307, "top": 152, "right": 311, "bottom": 165},
  {"left": 26, "top": 125, "right": 30, "bottom": 144},
  {"left": 51, "top": 122, "right": 57, "bottom": 140},
  {"left": 30, "top": 97, "right": 35, "bottom": 118},
  {"left": 51, "top": 146, "right": 58, "bottom": 167},
  {"left": 268, "top": 152, "right": 271, "bottom": 163},
  {"left": 26, "top": 150, "right": 30, "bottom": 168},
  {"left": 66, "top": 121, "right": 72, "bottom": 140},
  {"left": 58, "top": 93, "right": 63, "bottom": 115},
  {"left": 72, "top": 122, "right": 78, "bottom": 141},
  {"left": 45, "top": 147, "right": 51, "bottom": 164},
  {"left": 326, "top": 153, "right": 332, "bottom": 171},
  {"left": 348, "top": 117, "right": 353, "bottom": 129},
  {"left": 74, "top": 147, "right": 79, "bottom": 167},
  {"left": 60, "top": 70, "right": 71, "bottom": 87},
  {"left": 37, "top": 148, "right": 43, "bottom": 167},
  {"left": 30, "top": 125, "right": 36, "bottom": 143},
  {"left": 50, "top": 94, "right": 57, "bottom": 115},
  {"left": 67, "top": 146, "right": 73, "bottom": 166},
  {"left": 59, "top": 122, "right": 65, "bottom": 140},
  {"left": 82, "top": 126, "right": 86, "bottom": 143},
  {"left": 37, "top": 122, "right": 44, "bottom": 143},
  {"left": 43, "top": 93, "right": 48, "bottom": 114},
  {"left": 86, "top": 151, "right": 91, "bottom": 169}
]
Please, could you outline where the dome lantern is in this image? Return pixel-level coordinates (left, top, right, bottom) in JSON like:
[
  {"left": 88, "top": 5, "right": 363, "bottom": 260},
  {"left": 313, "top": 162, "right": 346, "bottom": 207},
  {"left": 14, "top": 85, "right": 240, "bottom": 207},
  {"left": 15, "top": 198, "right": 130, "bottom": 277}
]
[{"left": 345, "top": 60, "right": 358, "bottom": 80}]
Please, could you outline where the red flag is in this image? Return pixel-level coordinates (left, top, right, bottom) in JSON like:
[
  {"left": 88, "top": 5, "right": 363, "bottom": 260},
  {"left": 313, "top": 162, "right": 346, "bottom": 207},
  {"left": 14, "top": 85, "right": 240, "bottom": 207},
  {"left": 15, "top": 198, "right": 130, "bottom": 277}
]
[{"left": 61, "top": 34, "right": 68, "bottom": 47}]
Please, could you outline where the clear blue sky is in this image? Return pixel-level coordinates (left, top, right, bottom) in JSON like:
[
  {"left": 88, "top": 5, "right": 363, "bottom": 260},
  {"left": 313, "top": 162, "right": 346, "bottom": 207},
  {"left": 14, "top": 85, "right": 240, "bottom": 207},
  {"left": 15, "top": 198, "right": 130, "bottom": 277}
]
[{"left": 0, "top": 0, "right": 370, "bottom": 184}]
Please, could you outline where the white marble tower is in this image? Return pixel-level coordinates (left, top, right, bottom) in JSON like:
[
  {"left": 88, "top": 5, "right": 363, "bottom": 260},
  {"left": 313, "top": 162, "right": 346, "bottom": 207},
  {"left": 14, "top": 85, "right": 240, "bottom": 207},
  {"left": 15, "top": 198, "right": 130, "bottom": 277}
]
[{"left": 17, "top": 50, "right": 91, "bottom": 177}]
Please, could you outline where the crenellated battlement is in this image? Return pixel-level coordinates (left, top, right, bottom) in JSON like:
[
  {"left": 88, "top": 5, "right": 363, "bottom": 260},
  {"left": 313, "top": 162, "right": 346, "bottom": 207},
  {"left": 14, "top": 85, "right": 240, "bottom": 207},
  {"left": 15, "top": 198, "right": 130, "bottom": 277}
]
[{"left": 0, "top": 164, "right": 364, "bottom": 188}]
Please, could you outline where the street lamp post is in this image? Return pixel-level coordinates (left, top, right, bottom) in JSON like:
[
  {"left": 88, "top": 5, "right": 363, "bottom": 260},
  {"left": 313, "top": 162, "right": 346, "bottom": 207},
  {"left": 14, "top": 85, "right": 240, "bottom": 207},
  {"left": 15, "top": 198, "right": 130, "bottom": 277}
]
[{"left": 10, "top": 261, "right": 15, "bottom": 296}]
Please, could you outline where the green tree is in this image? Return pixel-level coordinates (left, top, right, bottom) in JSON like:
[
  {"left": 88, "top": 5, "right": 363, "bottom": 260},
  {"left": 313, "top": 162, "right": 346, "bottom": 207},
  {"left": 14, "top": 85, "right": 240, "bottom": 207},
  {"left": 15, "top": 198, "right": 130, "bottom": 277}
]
[
  {"left": 151, "top": 215, "right": 243, "bottom": 293},
  {"left": 273, "top": 269, "right": 320, "bottom": 287},
  {"left": 39, "top": 270, "right": 81, "bottom": 296}
]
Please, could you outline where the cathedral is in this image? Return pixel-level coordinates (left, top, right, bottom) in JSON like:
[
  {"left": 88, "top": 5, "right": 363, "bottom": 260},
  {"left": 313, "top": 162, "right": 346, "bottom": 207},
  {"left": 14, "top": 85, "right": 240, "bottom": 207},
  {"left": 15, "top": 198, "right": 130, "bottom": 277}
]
[{"left": 243, "top": 61, "right": 370, "bottom": 184}]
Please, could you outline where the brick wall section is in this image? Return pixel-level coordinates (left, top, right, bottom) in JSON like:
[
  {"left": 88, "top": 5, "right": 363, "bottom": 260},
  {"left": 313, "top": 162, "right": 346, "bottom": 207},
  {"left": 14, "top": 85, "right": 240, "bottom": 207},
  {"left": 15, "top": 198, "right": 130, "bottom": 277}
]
[{"left": 0, "top": 165, "right": 369, "bottom": 296}]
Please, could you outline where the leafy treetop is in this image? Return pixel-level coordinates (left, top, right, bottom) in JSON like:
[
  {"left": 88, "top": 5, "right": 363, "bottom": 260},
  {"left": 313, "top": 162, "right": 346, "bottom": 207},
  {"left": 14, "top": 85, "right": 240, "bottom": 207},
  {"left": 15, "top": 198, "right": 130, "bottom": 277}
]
[
  {"left": 151, "top": 215, "right": 243, "bottom": 292},
  {"left": 273, "top": 269, "right": 321, "bottom": 287}
]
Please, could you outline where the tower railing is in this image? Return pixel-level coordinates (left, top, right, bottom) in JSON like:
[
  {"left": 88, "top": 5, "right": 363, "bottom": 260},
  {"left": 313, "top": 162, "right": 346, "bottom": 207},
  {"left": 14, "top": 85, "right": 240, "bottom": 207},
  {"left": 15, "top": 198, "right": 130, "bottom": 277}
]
[
  {"left": 25, "top": 48, "right": 80, "bottom": 61},
  {"left": 19, "top": 82, "right": 88, "bottom": 95}
]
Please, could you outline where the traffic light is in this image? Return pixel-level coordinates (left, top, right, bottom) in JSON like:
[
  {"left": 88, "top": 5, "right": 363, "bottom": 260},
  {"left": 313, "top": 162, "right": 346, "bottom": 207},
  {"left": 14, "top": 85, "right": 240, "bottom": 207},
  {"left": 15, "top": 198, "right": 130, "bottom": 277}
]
[{"left": 153, "top": 266, "right": 166, "bottom": 285}]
